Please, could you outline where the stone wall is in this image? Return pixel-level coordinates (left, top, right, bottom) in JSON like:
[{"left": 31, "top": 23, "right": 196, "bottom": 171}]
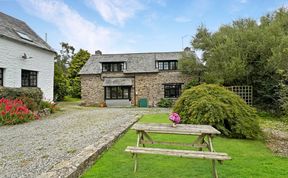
[
  {"left": 81, "top": 74, "right": 104, "bottom": 105},
  {"left": 135, "top": 71, "right": 191, "bottom": 106},
  {"left": 81, "top": 72, "right": 192, "bottom": 107}
]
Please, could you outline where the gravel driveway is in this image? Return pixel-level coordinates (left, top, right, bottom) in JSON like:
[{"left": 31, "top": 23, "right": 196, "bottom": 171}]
[{"left": 0, "top": 103, "right": 170, "bottom": 178}]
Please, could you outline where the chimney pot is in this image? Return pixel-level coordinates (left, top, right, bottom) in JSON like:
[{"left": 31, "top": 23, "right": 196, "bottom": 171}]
[{"left": 95, "top": 50, "right": 102, "bottom": 55}]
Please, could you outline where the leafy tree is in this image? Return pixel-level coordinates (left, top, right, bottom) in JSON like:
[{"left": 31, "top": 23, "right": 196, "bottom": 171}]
[
  {"left": 54, "top": 42, "right": 75, "bottom": 101},
  {"left": 54, "top": 63, "right": 68, "bottom": 101},
  {"left": 187, "top": 7, "right": 288, "bottom": 115},
  {"left": 59, "top": 42, "right": 75, "bottom": 67},
  {"left": 67, "top": 49, "right": 90, "bottom": 98},
  {"left": 178, "top": 49, "right": 205, "bottom": 85}
]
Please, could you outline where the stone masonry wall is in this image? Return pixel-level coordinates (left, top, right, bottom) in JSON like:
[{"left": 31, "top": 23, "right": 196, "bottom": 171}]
[
  {"left": 81, "top": 72, "right": 191, "bottom": 106},
  {"left": 81, "top": 74, "right": 104, "bottom": 105},
  {"left": 135, "top": 71, "right": 191, "bottom": 106}
]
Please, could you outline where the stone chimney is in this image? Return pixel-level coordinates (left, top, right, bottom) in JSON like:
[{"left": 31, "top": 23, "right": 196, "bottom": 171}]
[
  {"left": 95, "top": 50, "right": 102, "bottom": 55},
  {"left": 184, "top": 47, "right": 191, "bottom": 52}
]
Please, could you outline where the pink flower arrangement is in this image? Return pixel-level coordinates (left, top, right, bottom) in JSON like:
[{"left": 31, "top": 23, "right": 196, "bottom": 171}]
[{"left": 169, "top": 112, "right": 181, "bottom": 124}]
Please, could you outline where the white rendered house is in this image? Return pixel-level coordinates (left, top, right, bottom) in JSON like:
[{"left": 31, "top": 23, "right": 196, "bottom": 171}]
[{"left": 0, "top": 12, "right": 55, "bottom": 100}]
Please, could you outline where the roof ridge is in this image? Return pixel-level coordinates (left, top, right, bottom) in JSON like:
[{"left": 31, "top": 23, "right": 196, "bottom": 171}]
[{"left": 93, "top": 51, "right": 182, "bottom": 56}]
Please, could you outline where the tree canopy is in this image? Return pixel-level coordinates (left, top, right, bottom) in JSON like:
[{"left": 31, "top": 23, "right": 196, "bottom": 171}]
[
  {"left": 54, "top": 43, "right": 90, "bottom": 100},
  {"left": 67, "top": 49, "right": 90, "bottom": 98},
  {"left": 180, "top": 7, "right": 288, "bottom": 115},
  {"left": 54, "top": 42, "right": 75, "bottom": 101}
]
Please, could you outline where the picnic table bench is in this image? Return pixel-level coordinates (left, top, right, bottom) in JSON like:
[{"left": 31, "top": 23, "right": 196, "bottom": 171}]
[{"left": 125, "top": 123, "right": 231, "bottom": 178}]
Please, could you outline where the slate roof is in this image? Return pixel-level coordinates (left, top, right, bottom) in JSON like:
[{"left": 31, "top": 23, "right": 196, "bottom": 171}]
[
  {"left": 0, "top": 11, "right": 55, "bottom": 53},
  {"left": 79, "top": 51, "right": 182, "bottom": 74}
]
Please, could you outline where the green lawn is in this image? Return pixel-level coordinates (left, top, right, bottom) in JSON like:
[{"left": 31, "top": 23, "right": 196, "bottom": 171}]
[
  {"left": 82, "top": 114, "right": 288, "bottom": 178},
  {"left": 63, "top": 96, "right": 81, "bottom": 102}
]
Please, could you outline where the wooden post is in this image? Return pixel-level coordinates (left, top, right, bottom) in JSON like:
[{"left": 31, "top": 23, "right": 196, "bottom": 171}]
[
  {"left": 134, "top": 131, "right": 141, "bottom": 172},
  {"left": 208, "top": 135, "right": 218, "bottom": 178},
  {"left": 198, "top": 134, "right": 205, "bottom": 151},
  {"left": 140, "top": 132, "right": 145, "bottom": 147}
]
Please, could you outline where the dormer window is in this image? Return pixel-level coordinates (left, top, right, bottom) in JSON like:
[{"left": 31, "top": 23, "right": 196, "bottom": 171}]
[
  {"left": 102, "top": 62, "right": 125, "bottom": 72},
  {"left": 16, "top": 31, "right": 33, "bottom": 42},
  {"left": 157, "top": 60, "right": 178, "bottom": 70}
]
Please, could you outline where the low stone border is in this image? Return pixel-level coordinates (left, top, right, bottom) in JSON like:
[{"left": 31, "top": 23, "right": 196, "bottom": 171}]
[{"left": 37, "top": 115, "right": 141, "bottom": 178}]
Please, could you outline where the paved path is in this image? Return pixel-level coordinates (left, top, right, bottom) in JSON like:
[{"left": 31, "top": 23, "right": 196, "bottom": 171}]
[{"left": 0, "top": 103, "right": 170, "bottom": 178}]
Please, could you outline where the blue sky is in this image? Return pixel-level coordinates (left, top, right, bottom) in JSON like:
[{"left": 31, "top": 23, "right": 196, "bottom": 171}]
[{"left": 0, "top": 0, "right": 287, "bottom": 54}]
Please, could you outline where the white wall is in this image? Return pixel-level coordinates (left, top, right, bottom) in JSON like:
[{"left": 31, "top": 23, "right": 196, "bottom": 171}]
[{"left": 0, "top": 37, "right": 55, "bottom": 100}]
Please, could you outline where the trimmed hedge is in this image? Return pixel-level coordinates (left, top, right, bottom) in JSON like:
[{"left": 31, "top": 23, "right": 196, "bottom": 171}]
[
  {"left": 173, "top": 84, "right": 261, "bottom": 139},
  {"left": 157, "top": 98, "right": 174, "bottom": 108},
  {"left": 0, "top": 87, "right": 43, "bottom": 110}
]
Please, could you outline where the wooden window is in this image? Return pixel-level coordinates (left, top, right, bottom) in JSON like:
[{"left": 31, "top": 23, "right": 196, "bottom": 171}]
[
  {"left": 105, "top": 86, "right": 131, "bottom": 99},
  {"left": 22, "top": 70, "right": 37, "bottom": 87},
  {"left": 0, "top": 68, "right": 3, "bottom": 86},
  {"left": 164, "top": 84, "right": 182, "bottom": 98},
  {"left": 158, "top": 61, "right": 178, "bottom": 70},
  {"left": 102, "top": 62, "right": 125, "bottom": 72}
]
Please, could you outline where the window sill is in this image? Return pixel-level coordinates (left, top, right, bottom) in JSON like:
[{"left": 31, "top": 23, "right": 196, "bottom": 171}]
[{"left": 164, "top": 97, "right": 179, "bottom": 99}]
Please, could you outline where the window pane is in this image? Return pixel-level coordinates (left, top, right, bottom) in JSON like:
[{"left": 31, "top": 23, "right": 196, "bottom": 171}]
[
  {"left": 22, "top": 70, "right": 37, "bottom": 87},
  {"left": 102, "top": 63, "right": 124, "bottom": 72},
  {"left": 22, "top": 71, "right": 29, "bottom": 87},
  {"left": 105, "top": 87, "right": 111, "bottom": 99},
  {"left": 112, "top": 64, "right": 117, "bottom": 71},
  {"left": 117, "top": 87, "right": 123, "bottom": 98},
  {"left": 121, "top": 63, "right": 124, "bottom": 71},
  {"left": 158, "top": 62, "right": 163, "bottom": 70},
  {"left": 111, "top": 87, "right": 117, "bottom": 99},
  {"left": 163, "top": 62, "right": 169, "bottom": 70},
  {"left": 102, "top": 64, "right": 109, "bottom": 72},
  {"left": 164, "top": 84, "right": 181, "bottom": 98},
  {"left": 123, "top": 88, "right": 129, "bottom": 99},
  {"left": 105, "top": 86, "right": 130, "bottom": 99},
  {"left": 170, "top": 61, "right": 177, "bottom": 70},
  {"left": 158, "top": 61, "right": 178, "bottom": 70},
  {"left": 30, "top": 72, "right": 37, "bottom": 87}
]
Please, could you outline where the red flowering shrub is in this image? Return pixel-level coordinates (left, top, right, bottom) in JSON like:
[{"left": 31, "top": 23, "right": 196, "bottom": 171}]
[
  {"left": 0, "top": 98, "right": 38, "bottom": 125},
  {"left": 17, "top": 96, "right": 38, "bottom": 111}
]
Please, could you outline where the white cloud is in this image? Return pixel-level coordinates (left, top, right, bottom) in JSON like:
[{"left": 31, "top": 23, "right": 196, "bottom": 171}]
[
  {"left": 17, "top": 0, "right": 120, "bottom": 53},
  {"left": 174, "top": 16, "right": 192, "bottom": 23},
  {"left": 86, "top": 0, "right": 144, "bottom": 26}
]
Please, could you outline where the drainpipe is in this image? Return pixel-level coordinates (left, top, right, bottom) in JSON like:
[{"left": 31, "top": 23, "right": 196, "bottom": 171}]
[{"left": 133, "top": 73, "right": 136, "bottom": 106}]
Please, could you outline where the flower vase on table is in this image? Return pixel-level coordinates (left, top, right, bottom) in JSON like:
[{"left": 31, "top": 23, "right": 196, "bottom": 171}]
[{"left": 169, "top": 112, "right": 181, "bottom": 128}]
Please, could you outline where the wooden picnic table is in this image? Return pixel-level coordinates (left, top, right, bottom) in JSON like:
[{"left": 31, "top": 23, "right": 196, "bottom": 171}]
[{"left": 125, "top": 123, "right": 231, "bottom": 178}]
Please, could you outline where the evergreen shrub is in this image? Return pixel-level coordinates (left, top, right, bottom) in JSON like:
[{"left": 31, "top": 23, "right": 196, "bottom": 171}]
[
  {"left": 173, "top": 84, "right": 261, "bottom": 139},
  {"left": 157, "top": 98, "right": 174, "bottom": 108}
]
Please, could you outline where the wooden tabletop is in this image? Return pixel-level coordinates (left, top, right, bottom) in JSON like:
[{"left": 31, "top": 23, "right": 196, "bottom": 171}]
[{"left": 131, "top": 123, "right": 221, "bottom": 135}]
